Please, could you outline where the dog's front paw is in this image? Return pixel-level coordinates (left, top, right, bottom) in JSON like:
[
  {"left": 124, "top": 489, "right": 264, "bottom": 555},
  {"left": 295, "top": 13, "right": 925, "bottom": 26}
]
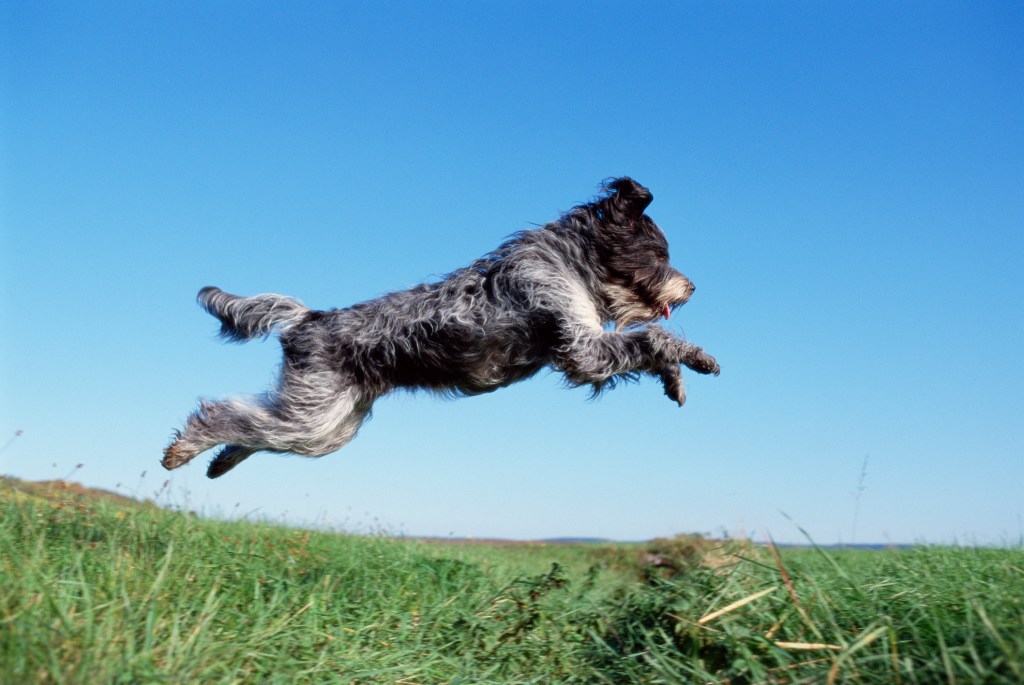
[
  {"left": 686, "top": 348, "right": 720, "bottom": 376},
  {"left": 659, "top": 366, "right": 686, "bottom": 407}
]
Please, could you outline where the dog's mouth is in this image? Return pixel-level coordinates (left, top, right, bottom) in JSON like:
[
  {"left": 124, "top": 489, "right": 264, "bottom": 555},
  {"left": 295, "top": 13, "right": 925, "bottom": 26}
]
[
  {"left": 652, "top": 273, "right": 695, "bottom": 321},
  {"left": 654, "top": 295, "right": 690, "bottom": 321}
]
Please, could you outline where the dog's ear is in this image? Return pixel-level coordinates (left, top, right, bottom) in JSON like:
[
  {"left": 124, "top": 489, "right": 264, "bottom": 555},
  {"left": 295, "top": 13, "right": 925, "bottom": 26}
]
[{"left": 602, "top": 177, "right": 653, "bottom": 221}]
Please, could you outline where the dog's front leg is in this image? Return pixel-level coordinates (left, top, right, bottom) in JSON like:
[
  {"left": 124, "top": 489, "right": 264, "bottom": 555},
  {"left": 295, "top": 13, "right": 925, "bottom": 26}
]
[
  {"left": 652, "top": 328, "right": 719, "bottom": 405},
  {"left": 556, "top": 326, "right": 718, "bottom": 403},
  {"left": 555, "top": 327, "right": 652, "bottom": 385},
  {"left": 676, "top": 342, "right": 721, "bottom": 376},
  {"left": 658, "top": 364, "right": 687, "bottom": 406}
]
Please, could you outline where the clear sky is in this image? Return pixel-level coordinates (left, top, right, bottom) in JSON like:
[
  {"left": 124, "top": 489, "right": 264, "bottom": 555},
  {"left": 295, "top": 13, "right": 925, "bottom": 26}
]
[{"left": 2, "top": 1, "right": 1021, "bottom": 544}]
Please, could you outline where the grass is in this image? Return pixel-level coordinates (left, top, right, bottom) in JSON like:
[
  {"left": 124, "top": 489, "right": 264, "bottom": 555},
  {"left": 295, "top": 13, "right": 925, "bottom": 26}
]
[{"left": 1, "top": 477, "right": 1022, "bottom": 684}]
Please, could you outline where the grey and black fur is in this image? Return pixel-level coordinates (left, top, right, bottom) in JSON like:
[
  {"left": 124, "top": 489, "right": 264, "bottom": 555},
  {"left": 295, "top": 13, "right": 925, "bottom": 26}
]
[{"left": 163, "top": 178, "right": 720, "bottom": 479}]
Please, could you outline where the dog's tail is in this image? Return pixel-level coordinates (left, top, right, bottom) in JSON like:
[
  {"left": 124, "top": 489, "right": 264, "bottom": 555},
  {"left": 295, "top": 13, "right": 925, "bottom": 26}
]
[{"left": 197, "top": 286, "right": 310, "bottom": 342}]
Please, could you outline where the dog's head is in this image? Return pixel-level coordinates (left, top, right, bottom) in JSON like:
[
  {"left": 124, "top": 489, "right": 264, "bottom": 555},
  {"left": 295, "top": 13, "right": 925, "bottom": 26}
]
[{"left": 591, "top": 178, "right": 695, "bottom": 328}]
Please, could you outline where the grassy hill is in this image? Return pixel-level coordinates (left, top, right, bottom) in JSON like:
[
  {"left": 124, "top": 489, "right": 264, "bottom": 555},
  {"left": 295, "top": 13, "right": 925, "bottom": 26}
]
[{"left": 1, "top": 476, "right": 1021, "bottom": 683}]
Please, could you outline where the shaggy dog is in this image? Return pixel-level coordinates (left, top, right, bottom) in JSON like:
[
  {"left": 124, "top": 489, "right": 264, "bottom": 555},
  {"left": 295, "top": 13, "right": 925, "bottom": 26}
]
[{"left": 163, "top": 178, "right": 720, "bottom": 478}]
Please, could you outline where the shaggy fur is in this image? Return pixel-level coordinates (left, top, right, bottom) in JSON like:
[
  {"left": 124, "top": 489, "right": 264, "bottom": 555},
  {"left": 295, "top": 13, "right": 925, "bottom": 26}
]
[{"left": 163, "top": 178, "right": 720, "bottom": 479}]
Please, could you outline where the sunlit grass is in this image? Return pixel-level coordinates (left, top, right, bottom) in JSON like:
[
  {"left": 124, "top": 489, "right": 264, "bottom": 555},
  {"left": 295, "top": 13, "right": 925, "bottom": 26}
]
[{"left": 1, "top": 477, "right": 1021, "bottom": 683}]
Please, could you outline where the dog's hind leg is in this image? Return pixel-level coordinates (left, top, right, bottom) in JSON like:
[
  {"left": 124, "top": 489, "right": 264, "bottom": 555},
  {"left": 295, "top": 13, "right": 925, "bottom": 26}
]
[
  {"left": 276, "top": 387, "right": 374, "bottom": 459},
  {"left": 164, "top": 384, "right": 375, "bottom": 477},
  {"left": 162, "top": 397, "right": 276, "bottom": 471}
]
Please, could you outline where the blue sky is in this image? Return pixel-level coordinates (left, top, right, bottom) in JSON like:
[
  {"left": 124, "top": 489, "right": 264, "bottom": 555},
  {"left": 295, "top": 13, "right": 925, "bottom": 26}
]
[{"left": 2, "top": 1, "right": 1021, "bottom": 544}]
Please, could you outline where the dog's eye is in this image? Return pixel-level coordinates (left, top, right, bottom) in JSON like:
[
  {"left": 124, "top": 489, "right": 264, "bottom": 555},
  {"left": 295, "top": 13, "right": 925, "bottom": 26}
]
[{"left": 656, "top": 251, "right": 668, "bottom": 264}]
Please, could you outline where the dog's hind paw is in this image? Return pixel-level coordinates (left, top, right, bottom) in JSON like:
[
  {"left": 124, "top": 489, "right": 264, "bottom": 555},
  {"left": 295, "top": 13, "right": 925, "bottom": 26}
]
[
  {"left": 162, "top": 431, "right": 207, "bottom": 471},
  {"left": 207, "top": 445, "right": 253, "bottom": 479},
  {"left": 161, "top": 438, "right": 189, "bottom": 471}
]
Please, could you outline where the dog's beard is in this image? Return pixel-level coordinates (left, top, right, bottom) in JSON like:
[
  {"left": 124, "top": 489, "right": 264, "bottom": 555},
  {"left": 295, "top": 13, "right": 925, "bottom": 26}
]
[{"left": 604, "top": 269, "right": 694, "bottom": 329}]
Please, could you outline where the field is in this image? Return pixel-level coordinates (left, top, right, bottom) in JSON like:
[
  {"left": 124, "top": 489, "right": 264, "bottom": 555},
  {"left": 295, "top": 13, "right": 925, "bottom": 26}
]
[{"left": 1, "top": 477, "right": 1022, "bottom": 684}]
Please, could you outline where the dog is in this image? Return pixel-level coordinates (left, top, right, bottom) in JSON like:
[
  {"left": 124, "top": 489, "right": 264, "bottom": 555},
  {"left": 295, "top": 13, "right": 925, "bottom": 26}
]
[{"left": 163, "top": 178, "right": 720, "bottom": 479}]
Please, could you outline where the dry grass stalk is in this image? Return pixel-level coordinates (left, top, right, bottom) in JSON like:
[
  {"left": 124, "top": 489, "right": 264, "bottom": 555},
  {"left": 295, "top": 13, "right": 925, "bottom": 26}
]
[{"left": 698, "top": 587, "right": 777, "bottom": 625}]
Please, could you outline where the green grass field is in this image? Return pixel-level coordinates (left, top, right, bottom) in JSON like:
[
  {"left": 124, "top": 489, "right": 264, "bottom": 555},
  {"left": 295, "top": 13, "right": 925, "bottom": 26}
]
[{"left": 1, "top": 477, "right": 1021, "bottom": 684}]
